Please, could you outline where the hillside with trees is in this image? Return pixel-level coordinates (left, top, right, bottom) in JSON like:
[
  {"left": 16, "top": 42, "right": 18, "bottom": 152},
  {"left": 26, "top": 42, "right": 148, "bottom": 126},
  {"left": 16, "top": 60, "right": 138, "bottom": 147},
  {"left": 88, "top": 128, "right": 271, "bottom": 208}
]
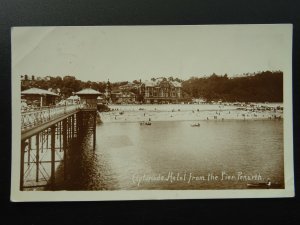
[
  {"left": 21, "top": 71, "right": 283, "bottom": 103},
  {"left": 21, "top": 75, "right": 107, "bottom": 98},
  {"left": 182, "top": 71, "right": 283, "bottom": 102}
]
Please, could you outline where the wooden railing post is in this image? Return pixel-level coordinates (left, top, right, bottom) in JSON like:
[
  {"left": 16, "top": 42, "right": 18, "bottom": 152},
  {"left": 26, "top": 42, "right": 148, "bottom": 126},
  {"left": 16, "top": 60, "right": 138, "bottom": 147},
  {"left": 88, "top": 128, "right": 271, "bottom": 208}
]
[
  {"left": 36, "top": 134, "right": 39, "bottom": 182},
  {"left": 63, "top": 119, "right": 67, "bottom": 181},
  {"left": 20, "top": 141, "right": 26, "bottom": 191},
  {"left": 50, "top": 125, "right": 56, "bottom": 188}
]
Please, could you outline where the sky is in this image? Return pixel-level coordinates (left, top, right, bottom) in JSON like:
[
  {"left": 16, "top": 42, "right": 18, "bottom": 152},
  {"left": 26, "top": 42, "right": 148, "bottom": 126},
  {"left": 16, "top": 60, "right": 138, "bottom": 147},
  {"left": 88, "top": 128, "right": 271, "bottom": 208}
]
[{"left": 12, "top": 25, "right": 292, "bottom": 82}]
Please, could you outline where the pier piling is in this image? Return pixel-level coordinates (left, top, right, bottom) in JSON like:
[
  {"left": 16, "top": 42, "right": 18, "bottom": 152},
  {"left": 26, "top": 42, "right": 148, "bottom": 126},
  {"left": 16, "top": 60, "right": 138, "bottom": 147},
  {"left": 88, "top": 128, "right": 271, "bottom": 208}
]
[{"left": 20, "top": 105, "right": 97, "bottom": 190}]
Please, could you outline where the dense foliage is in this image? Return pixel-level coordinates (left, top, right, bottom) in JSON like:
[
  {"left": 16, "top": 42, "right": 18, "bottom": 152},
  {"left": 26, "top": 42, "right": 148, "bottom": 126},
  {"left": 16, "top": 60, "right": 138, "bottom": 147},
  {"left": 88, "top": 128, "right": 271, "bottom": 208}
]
[
  {"left": 21, "top": 76, "right": 107, "bottom": 98},
  {"left": 21, "top": 71, "right": 283, "bottom": 102},
  {"left": 21, "top": 75, "right": 142, "bottom": 98},
  {"left": 182, "top": 71, "right": 283, "bottom": 102}
]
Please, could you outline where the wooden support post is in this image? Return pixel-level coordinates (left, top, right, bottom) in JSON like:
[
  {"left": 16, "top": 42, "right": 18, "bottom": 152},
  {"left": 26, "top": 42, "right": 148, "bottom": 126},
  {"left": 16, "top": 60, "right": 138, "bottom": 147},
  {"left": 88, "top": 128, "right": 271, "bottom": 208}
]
[
  {"left": 27, "top": 137, "right": 31, "bottom": 166},
  {"left": 73, "top": 114, "right": 76, "bottom": 137},
  {"left": 48, "top": 107, "right": 51, "bottom": 120},
  {"left": 75, "top": 113, "right": 78, "bottom": 137},
  {"left": 46, "top": 128, "right": 49, "bottom": 149},
  {"left": 68, "top": 117, "right": 70, "bottom": 142},
  {"left": 72, "top": 115, "right": 75, "bottom": 138},
  {"left": 93, "top": 111, "right": 96, "bottom": 150},
  {"left": 77, "top": 112, "right": 81, "bottom": 141},
  {"left": 41, "top": 130, "right": 44, "bottom": 153},
  {"left": 59, "top": 122, "right": 62, "bottom": 152},
  {"left": 63, "top": 119, "right": 67, "bottom": 180},
  {"left": 20, "top": 141, "right": 26, "bottom": 191},
  {"left": 66, "top": 117, "right": 69, "bottom": 143},
  {"left": 36, "top": 134, "right": 39, "bottom": 182},
  {"left": 50, "top": 125, "right": 56, "bottom": 188}
]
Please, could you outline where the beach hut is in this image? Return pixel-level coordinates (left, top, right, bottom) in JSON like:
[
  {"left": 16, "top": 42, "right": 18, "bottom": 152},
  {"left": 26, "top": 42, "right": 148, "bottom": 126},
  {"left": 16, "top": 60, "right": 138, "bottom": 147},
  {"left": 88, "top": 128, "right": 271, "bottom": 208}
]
[
  {"left": 75, "top": 88, "right": 101, "bottom": 109},
  {"left": 66, "top": 95, "right": 80, "bottom": 105},
  {"left": 97, "top": 96, "right": 106, "bottom": 104},
  {"left": 21, "top": 87, "right": 59, "bottom": 107}
]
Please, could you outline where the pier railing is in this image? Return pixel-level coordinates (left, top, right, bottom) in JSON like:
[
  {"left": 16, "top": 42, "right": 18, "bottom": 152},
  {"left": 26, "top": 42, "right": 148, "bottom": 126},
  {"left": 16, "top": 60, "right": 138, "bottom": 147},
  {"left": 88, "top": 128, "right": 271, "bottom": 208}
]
[
  {"left": 80, "top": 104, "right": 98, "bottom": 110},
  {"left": 21, "top": 104, "right": 81, "bottom": 131}
]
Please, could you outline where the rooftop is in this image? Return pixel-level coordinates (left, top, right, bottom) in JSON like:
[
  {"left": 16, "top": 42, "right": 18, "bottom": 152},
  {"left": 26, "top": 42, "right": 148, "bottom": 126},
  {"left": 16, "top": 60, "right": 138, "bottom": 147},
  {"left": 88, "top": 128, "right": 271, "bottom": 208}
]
[
  {"left": 67, "top": 95, "right": 80, "bottom": 100},
  {"left": 171, "top": 81, "right": 181, "bottom": 87},
  {"left": 21, "top": 88, "right": 59, "bottom": 96},
  {"left": 75, "top": 88, "right": 101, "bottom": 95},
  {"left": 144, "top": 79, "right": 182, "bottom": 87}
]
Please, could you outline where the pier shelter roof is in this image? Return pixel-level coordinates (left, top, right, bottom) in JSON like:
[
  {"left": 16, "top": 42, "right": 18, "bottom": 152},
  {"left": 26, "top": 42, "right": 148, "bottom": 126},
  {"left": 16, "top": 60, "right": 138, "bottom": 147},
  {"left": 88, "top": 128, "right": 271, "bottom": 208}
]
[
  {"left": 76, "top": 88, "right": 101, "bottom": 97},
  {"left": 21, "top": 88, "right": 59, "bottom": 107},
  {"left": 76, "top": 89, "right": 101, "bottom": 108},
  {"left": 21, "top": 88, "right": 59, "bottom": 96}
]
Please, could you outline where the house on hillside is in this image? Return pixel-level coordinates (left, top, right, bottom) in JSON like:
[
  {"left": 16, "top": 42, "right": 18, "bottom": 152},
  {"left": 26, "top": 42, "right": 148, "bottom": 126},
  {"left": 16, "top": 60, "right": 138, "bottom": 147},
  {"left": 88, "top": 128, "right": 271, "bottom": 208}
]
[
  {"left": 110, "top": 90, "right": 136, "bottom": 104},
  {"left": 139, "top": 78, "right": 182, "bottom": 104}
]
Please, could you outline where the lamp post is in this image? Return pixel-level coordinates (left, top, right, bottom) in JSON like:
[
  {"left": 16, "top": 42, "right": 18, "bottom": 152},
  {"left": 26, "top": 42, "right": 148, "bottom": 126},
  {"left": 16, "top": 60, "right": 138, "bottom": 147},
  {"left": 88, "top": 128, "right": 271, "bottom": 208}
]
[{"left": 40, "top": 95, "right": 43, "bottom": 108}]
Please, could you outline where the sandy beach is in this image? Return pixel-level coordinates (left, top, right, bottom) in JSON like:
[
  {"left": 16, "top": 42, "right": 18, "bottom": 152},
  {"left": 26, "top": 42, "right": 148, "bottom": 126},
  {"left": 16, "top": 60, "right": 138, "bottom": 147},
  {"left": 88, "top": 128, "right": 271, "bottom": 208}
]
[{"left": 99, "top": 103, "right": 283, "bottom": 123}]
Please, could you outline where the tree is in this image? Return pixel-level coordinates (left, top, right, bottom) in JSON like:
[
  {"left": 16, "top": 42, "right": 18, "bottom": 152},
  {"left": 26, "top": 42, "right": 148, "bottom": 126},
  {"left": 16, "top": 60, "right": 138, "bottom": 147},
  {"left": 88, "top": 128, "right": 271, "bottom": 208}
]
[
  {"left": 182, "top": 71, "right": 283, "bottom": 102},
  {"left": 132, "top": 80, "right": 140, "bottom": 84}
]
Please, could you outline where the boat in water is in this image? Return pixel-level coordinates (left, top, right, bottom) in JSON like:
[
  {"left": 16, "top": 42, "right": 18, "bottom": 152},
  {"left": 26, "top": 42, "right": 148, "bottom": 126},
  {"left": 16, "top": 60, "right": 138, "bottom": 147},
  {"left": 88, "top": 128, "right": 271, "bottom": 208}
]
[
  {"left": 191, "top": 123, "right": 200, "bottom": 127},
  {"left": 140, "top": 121, "right": 151, "bottom": 126},
  {"left": 247, "top": 179, "right": 282, "bottom": 189},
  {"left": 247, "top": 183, "right": 271, "bottom": 188}
]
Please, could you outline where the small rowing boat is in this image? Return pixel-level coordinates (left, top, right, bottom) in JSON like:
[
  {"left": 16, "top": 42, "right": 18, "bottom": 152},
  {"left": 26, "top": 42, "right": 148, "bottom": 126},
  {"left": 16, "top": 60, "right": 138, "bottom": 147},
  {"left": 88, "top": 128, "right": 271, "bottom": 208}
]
[
  {"left": 247, "top": 179, "right": 271, "bottom": 188},
  {"left": 191, "top": 123, "right": 200, "bottom": 127},
  {"left": 247, "top": 183, "right": 271, "bottom": 188},
  {"left": 140, "top": 121, "right": 151, "bottom": 126}
]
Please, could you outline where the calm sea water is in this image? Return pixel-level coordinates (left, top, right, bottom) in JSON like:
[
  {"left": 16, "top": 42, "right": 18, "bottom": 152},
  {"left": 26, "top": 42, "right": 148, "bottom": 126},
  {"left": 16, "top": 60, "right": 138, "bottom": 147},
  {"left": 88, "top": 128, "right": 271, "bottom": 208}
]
[{"left": 64, "top": 120, "right": 284, "bottom": 190}]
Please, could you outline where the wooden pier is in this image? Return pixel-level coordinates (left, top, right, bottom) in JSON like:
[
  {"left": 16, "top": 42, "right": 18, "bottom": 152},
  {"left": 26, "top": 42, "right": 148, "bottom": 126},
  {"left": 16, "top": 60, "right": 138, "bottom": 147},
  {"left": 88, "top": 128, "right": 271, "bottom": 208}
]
[{"left": 20, "top": 104, "right": 97, "bottom": 190}]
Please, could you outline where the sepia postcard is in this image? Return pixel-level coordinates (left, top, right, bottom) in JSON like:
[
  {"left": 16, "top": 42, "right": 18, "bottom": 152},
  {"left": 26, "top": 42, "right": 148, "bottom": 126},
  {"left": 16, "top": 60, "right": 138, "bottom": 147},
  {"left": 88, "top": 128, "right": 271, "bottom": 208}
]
[{"left": 11, "top": 24, "right": 294, "bottom": 201}]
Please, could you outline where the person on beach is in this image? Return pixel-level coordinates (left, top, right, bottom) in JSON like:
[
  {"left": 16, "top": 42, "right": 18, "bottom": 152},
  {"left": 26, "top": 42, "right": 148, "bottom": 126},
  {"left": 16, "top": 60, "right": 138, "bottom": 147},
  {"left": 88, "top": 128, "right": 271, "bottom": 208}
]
[{"left": 267, "top": 179, "right": 271, "bottom": 187}]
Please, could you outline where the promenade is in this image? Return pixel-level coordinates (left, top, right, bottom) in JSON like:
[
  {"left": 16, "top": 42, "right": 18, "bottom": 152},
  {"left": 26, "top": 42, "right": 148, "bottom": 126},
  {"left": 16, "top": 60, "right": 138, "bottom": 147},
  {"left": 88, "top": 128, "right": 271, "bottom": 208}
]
[{"left": 100, "top": 103, "right": 283, "bottom": 123}]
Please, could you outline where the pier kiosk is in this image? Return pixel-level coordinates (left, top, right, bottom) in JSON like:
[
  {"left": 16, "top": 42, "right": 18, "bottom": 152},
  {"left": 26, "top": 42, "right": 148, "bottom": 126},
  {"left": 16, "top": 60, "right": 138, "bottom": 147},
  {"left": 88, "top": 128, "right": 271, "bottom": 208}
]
[
  {"left": 75, "top": 88, "right": 101, "bottom": 149},
  {"left": 76, "top": 88, "right": 101, "bottom": 109}
]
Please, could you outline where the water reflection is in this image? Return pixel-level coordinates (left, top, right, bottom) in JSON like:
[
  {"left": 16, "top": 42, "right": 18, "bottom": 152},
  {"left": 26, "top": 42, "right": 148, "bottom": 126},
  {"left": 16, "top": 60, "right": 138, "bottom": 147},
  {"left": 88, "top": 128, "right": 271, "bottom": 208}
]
[{"left": 62, "top": 120, "right": 284, "bottom": 190}]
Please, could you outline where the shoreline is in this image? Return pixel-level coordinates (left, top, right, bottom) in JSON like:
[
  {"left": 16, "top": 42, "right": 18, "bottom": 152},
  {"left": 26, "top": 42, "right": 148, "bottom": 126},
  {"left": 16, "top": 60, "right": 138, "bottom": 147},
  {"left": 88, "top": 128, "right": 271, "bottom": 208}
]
[
  {"left": 99, "top": 103, "right": 283, "bottom": 123},
  {"left": 98, "top": 118, "right": 284, "bottom": 123}
]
